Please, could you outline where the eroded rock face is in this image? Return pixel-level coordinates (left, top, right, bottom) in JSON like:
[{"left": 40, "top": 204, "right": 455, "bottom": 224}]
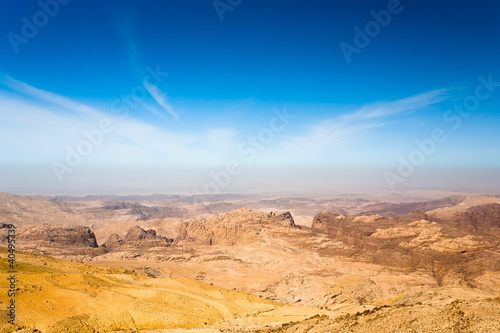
[
  {"left": 17, "top": 224, "right": 99, "bottom": 247},
  {"left": 1, "top": 224, "right": 106, "bottom": 259},
  {"left": 451, "top": 203, "right": 500, "bottom": 229},
  {"left": 102, "top": 233, "right": 123, "bottom": 250},
  {"left": 175, "top": 207, "right": 299, "bottom": 246},
  {"left": 307, "top": 208, "right": 500, "bottom": 295},
  {"left": 311, "top": 211, "right": 342, "bottom": 231},
  {"left": 311, "top": 211, "right": 387, "bottom": 241},
  {"left": 125, "top": 225, "right": 163, "bottom": 241},
  {"left": 103, "top": 225, "right": 173, "bottom": 251}
]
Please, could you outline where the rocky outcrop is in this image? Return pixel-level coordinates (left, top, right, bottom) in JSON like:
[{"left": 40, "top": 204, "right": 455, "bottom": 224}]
[
  {"left": 0, "top": 224, "right": 106, "bottom": 258},
  {"left": 125, "top": 225, "right": 163, "bottom": 241},
  {"left": 103, "top": 225, "right": 173, "bottom": 251},
  {"left": 312, "top": 211, "right": 392, "bottom": 230},
  {"left": 311, "top": 211, "right": 387, "bottom": 241},
  {"left": 429, "top": 235, "right": 483, "bottom": 253},
  {"left": 452, "top": 203, "right": 500, "bottom": 229},
  {"left": 311, "top": 211, "right": 343, "bottom": 231},
  {"left": 102, "top": 233, "right": 124, "bottom": 250},
  {"left": 175, "top": 208, "right": 299, "bottom": 246},
  {"left": 17, "top": 224, "right": 99, "bottom": 247}
]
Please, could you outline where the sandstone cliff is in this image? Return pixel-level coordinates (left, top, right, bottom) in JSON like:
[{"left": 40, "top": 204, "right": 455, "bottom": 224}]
[
  {"left": 103, "top": 225, "right": 173, "bottom": 251},
  {"left": 1, "top": 224, "right": 106, "bottom": 259},
  {"left": 175, "top": 207, "right": 298, "bottom": 246}
]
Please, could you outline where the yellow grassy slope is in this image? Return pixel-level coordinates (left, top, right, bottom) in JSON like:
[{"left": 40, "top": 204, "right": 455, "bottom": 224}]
[{"left": 0, "top": 248, "right": 279, "bottom": 332}]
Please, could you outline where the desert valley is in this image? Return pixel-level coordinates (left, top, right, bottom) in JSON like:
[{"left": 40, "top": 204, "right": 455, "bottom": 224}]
[{"left": 1, "top": 191, "right": 499, "bottom": 332}]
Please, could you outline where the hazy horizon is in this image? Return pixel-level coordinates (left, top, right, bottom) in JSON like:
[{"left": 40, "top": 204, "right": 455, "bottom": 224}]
[{"left": 2, "top": 166, "right": 499, "bottom": 197}]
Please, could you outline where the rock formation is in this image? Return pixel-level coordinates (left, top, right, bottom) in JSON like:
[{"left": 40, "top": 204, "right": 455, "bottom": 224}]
[
  {"left": 175, "top": 207, "right": 298, "bottom": 246},
  {"left": 103, "top": 225, "right": 173, "bottom": 251},
  {"left": 17, "top": 224, "right": 99, "bottom": 247},
  {"left": 1, "top": 224, "right": 106, "bottom": 258}
]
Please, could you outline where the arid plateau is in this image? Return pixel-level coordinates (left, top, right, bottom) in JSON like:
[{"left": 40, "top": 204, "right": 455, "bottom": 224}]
[{"left": 1, "top": 191, "right": 500, "bottom": 332}]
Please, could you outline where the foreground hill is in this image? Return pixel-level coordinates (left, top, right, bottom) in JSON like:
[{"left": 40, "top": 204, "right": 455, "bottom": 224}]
[
  {"left": 0, "top": 249, "right": 280, "bottom": 332},
  {"left": 1, "top": 249, "right": 498, "bottom": 333}
]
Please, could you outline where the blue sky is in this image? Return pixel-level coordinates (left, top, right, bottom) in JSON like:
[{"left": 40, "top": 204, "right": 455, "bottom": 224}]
[{"left": 0, "top": 0, "right": 499, "bottom": 194}]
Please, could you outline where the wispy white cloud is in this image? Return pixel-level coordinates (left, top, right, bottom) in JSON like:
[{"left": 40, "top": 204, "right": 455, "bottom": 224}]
[
  {"left": 340, "top": 89, "right": 448, "bottom": 122},
  {"left": 0, "top": 74, "right": 101, "bottom": 118},
  {"left": 143, "top": 80, "right": 179, "bottom": 119},
  {"left": 0, "top": 75, "right": 452, "bottom": 184},
  {"left": 277, "top": 89, "right": 450, "bottom": 161},
  {"left": 0, "top": 76, "right": 233, "bottom": 170},
  {"left": 117, "top": 23, "right": 179, "bottom": 121}
]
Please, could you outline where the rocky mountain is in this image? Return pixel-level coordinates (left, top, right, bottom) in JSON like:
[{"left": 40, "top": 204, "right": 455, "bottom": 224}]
[
  {"left": 1, "top": 192, "right": 499, "bottom": 331},
  {"left": 175, "top": 208, "right": 298, "bottom": 246},
  {"left": 103, "top": 225, "right": 173, "bottom": 251},
  {"left": 17, "top": 224, "right": 98, "bottom": 247},
  {"left": 1, "top": 224, "right": 106, "bottom": 259},
  {"left": 310, "top": 206, "right": 500, "bottom": 290},
  {"left": 93, "top": 217, "right": 185, "bottom": 244},
  {"left": 163, "top": 203, "right": 499, "bottom": 307}
]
